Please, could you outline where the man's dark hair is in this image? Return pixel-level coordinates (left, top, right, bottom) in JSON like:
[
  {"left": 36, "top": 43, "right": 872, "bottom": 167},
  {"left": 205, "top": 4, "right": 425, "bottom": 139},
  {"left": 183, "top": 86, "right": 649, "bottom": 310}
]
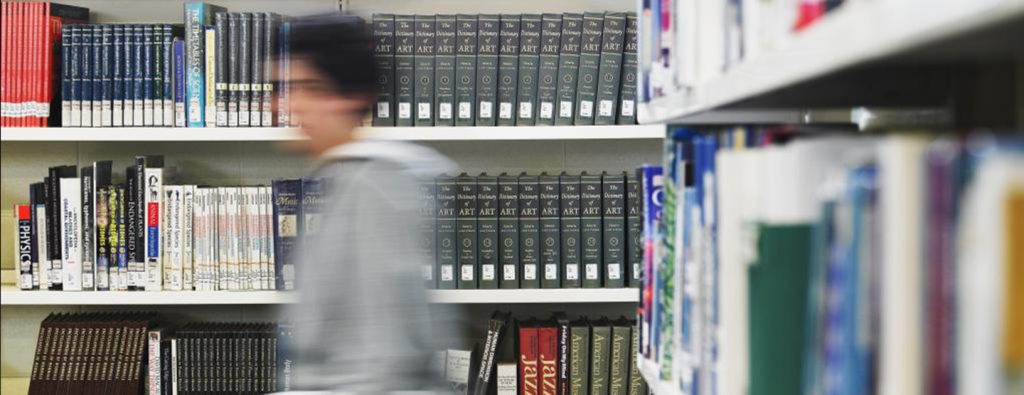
[{"left": 288, "top": 13, "right": 377, "bottom": 97}]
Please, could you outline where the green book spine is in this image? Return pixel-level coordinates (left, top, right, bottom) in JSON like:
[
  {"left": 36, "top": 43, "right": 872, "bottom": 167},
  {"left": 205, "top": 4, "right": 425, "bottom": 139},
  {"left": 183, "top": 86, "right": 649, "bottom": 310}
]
[
  {"left": 581, "top": 173, "right": 603, "bottom": 288},
  {"left": 608, "top": 321, "right": 630, "bottom": 395},
  {"left": 539, "top": 173, "right": 561, "bottom": 288},
  {"left": 498, "top": 174, "right": 520, "bottom": 289},
  {"left": 569, "top": 320, "right": 591, "bottom": 395},
  {"left": 455, "top": 14, "right": 478, "bottom": 126},
  {"left": 602, "top": 172, "right": 626, "bottom": 287},
  {"left": 574, "top": 13, "right": 603, "bottom": 125},
  {"left": 617, "top": 13, "right": 638, "bottom": 125},
  {"left": 456, "top": 173, "right": 478, "bottom": 289},
  {"left": 555, "top": 13, "right": 583, "bottom": 125},
  {"left": 475, "top": 15, "right": 499, "bottom": 126},
  {"left": 518, "top": 174, "right": 541, "bottom": 288},
  {"left": 394, "top": 15, "right": 416, "bottom": 126},
  {"left": 372, "top": 14, "right": 396, "bottom": 126},
  {"left": 594, "top": 13, "right": 625, "bottom": 125},
  {"left": 536, "top": 14, "right": 562, "bottom": 125},
  {"left": 434, "top": 15, "right": 457, "bottom": 126},
  {"left": 515, "top": 14, "right": 541, "bottom": 126},
  {"left": 496, "top": 15, "right": 520, "bottom": 126},
  {"left": 560, "top": 173, "right": 582, "bottom": 288},
  {"left": 628, "top": 322, "right": 646, "bottom": 395},
  {"left": 590, "top": 320, "right": 611, "bottom": 395},
  {"left": 477, "top": 174, "right": 499, "bottom": 289},
  {"left": 436, "top": 176, "right": 458, "bottom": 289},
  {"left": 414, "top": 15, "right": 436, "bottom": 126},
  {"left": 419, "top": 181, "right": 437, "bottom": 288},
  {"left": 626, "top": 175, "right": 642, "bottom": 287}
]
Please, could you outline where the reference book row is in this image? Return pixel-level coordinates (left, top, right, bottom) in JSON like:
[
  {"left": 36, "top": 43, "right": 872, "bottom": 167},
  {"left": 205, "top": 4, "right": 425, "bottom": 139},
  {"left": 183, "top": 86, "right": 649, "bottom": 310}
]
[
  {"left": 419, "top": 172, "right": 645, "bottom": 290},
  {"left": 371, "top": 12, "right": 638, "bottom": 127},
  {"left": 636, "top": 129, "right": 1024, "bottom": 395},
  {"left": 26, "top": 313, "right": 288, "bottom": 395}
]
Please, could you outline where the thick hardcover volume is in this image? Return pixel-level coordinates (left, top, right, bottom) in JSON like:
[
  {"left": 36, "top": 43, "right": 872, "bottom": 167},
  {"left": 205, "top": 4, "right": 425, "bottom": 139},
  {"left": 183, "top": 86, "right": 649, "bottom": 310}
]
[
  {"left": 539, "top": 173, "right": 561, "bottom": 288},
  {"left": 82, "top": 25, "right": 93, "bottom": 127},
  {"left": 594, "top": 13, "right": 626, "bottom": 125},
  {"left": 228, "top": 12, "right": 241, "bottom": 126},
  {"left": 184, "top": 2, "right": 226, "bottom": 127},
  {"left": 413, "top": 15, "right": 436, "bottom": 126},
  {"left": 272, "top": 179, "right": 301, "bottom": 290},
  {"left": 474, "top": 15, "right": 500, "bottom": 126},
  {"left": 143, "top": 25, "right": 155, "bottom": 126},
  {"left": 372, "top": 14, "right": 396, "bottom": 126},
  {"left": 163, "top": 25, "right": 176, "bottom": 126},
  {"left": 238, "top": 13, "right": 253, "bottom": 126},
  {"left": 250, "top": 13, "right": 264, "bottom": 127},
  {"left": 560, "top": 173, "right": 583, "bottom": 287},
  {"left": 16, "top": 205, "right": 33, "bottom": 290},
  {"left": 279, "top": 21, "right": 292, "bottom": 126},
  {"left": 144, "top": 165, "right": 164, "bottom": 291},
  {"left": 173, "top": 39, "right": 186, "bottom": 127},
  {"left": 48, "top": 166, "right": 77, "bottom": 290},
  {"left": 393, "top": 15, "right": 415, "bottom": 126},
  {"left": 515, "top": 15, "right": 542, "bottom": 126},
  {"left": 454, "top": 14, "right": 478, "bottom": 126},
  {"left": 80, "top": 166, "right": 95, "bottom": 290},
  {"left": 581, "top": 173, "right": 603, "bottom": 288},
  {"left": 433, "top": 15, "right": 456, "bottom": 126},
  {"left": 608, "top": 320, "right": 631, "bottom": 395},
  {"left": 617, "top": 14, "right": 638, "bottom": 125},
  {"left": 101, "top": 25, "right": 114, "bottom": 126},
  {"left": 626, "top": 175, "right": 642, "bottom": 287},
  {"left": 132, "top": 24, "right": 145, "bottom": 125},
  {"left": 262, "top": 13, "right": 277, "bottom": 126},
  {"left": 519, "top": 321, "right": 541, "bottom": 395},
  {"left": 574, "top": 13, "right": 603, "bottom": 125},
  {"left": 436, "top": 175, "right": 458, "bottom": 289},
  {"left": 474, "top": 311, "right": 511, "bottom": 395},
  {"left": 214, "top": 12, "right": 228, "bottom": 126},
  {"left": 602, "top": 172, "right": 627, "bottom": 287},
  {"left": 553, "top": 313, "right": 572, "bottom": 395},
  {"left": 569, "top": 319, "right": 592, "bottom": 395},
  {"left": 456, "top": 173, "right": 478, "bottom": 289},
  {"left": 538, "top": 323, "right": 559, "bottom": 395},
  {"left": 419, "top": 181, "right": 437, "bottom": 287},
  {"left": 627, "top": 323, "right": 646, "bottom": 395},
  {"left": 112, "top": 25, "right": 125, "bottom": 126},
  {"left": 497, "top": 174, "right": 520, "bottom": 289},
  {"left": 496, "top": 15, "right": 520, "bottom": 126},
  {"left": 518, "top": 174, "right": 541, "bottom": 288},
  {"left": 477, "top": 174, "right": 499, "bottom": 289},
  {"left": 91, "top": 26, "right": 103, "bottom": 126},
  {"left": 60, "top": 177, "right": 83, "bottom": 291},
  {"left": 61, "top": 25, "right": 71, "bottom": 126},
  {"left": 69, "top": 25, "right": 81, "bottom": 126},
  {"left": 590, "top": 319, "right": 612, "bottom": 395},
  {"left": 536, "top": 14, "right": 562, "bottom": 125}
]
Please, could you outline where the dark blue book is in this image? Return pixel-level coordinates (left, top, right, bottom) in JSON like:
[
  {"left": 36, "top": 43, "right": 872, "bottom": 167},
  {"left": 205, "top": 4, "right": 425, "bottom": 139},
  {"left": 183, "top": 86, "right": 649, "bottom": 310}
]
[
  {"left": 124, "top": 25, "right": 136, "bottom": 126},
  {"left": 112, "top": 25, "right": 125, "bottom": 127},
  {"left": 81, "top": 25, "right": 94, "bottom": 127},
  {"left": 101, "top": 25, "right": 113, "bottom": 126},
  {"left": 143, "top": 24, "right": 155, "bottom": 126},
  {"left": 69, "top": 25, "right": 83, "bottom": 126},
  {"left": 299, "top": 178, "right": 325, "bottom": 240},
  {"left": 173, "top": 39, "right": 186, "bottom": 127},
  {"left": 61, "top": 25, "right": 72, "bottom": 126},
  {"left": 162, "top": 25, "right": 176, "bottom": 126},
  {"left": 272, "top": 179, "right": 302, "bottom": 291},
  {"left": 132, "top": 24, "right": 145, "bottom": 126},
  {"left": 90, "top": 25, "right": 102, "bottom": 126}
]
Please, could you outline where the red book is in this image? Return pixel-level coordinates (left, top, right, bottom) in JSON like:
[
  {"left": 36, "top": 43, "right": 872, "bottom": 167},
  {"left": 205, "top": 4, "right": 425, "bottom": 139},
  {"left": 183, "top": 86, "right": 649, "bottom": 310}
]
[
  {"left": 537, "top": 323, "right": 558, "bottom": 395},
  {"left": 519, "top": 321, "right": 540, "bottom": 395},
  {"left": 1, "top": 2, "right": 8, "bottom": 127}
]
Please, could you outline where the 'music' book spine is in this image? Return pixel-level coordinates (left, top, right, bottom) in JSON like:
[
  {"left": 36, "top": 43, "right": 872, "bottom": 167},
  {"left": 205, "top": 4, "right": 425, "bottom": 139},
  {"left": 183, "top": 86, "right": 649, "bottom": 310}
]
[
  {"left": 393, "top": 15, "right": 415, "bottom": 126},
  {"left": 603, "top": 172, "right": 626, "bottom": 287},
  {"left": 560, "top": 173, "right": 582, "bottom": 288},
  {"left": 609, "top": 322, "right": 631, "bottom": 395},
  {"left": 456, "top": 173, "right": 478, "bottom": 289},
  {"left": 372, "top": 14, "right": 396, "bottom": 126},
  {"left": 595, "top": 12, "right": 626, "bottom": 125},
  {"left": 436, "top": 175, "right": 458, "bottom": 289},
  {"left": 476, "top": 174, "right": 499, "bottom": 289},
  {"left": 581, "top": 173, "right": 603, "bottom": 288},
  {"left": 272, "top": 179, "right": 301, "bottom": 290},
  {"left": 536, "top": 14, "right": 562, "bottom": 125},
  {"left": 539, "top": 173, "right": 561, "bottom": 288},
  {"left": 496, "top": 15, "right": 519, "bottom": 126},
  {"left": 518, "top": 174, "right": 540, "bottom": 288},
  {"left": 418, "top": 180, "right": 437, "bottom": 287},
  {"left": 626, "top": 175, "right": 642, "bottom": 287},
  {"left": 515, "top": 15, "right": 541, "bottom": 126},
  {"left": 574, "top": 13, "right": 603, "bottom": 125},
  {"left": 590, "top": 320, "right": 612, "bottom": 395},
  {"left": 454, "top": 14, "right": 477, "bottom": 126},
  {"left": 617, "top": 13, "right": 638, "bottom": 125},
  {"left": 413, "top": 15, "right": 436, "bottom": 126},
  {"left": 497, "top": 174, "right": 519, "bottom": 288},
  {"left": 474, "top": 15, "right": 499, "bottom": 126},
  {"left": 214, "top": 12, "right": 228, "bottom": 126},
  {"left": 433, "top": 15, "right": 456, "bottom": 126}
]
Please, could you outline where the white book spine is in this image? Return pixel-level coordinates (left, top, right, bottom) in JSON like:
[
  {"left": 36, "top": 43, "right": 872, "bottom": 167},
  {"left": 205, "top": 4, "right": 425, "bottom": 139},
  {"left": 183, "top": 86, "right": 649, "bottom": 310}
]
[
  {"left": 164, "top": 186, "right": 183, "bottom": 291},
  {"left": 153, "top": 96, "right": 164, "bottom": 127},
  {"left": 134, "top": 94, "right": 145, "bottom": 127},
  {"left": 265, "top": 186, "right": 275, "bottom": 290},
  {"left": 93, "top": 96, "right": 103, "bottom": 127},
  {"left": 183, "top": 186, "right": 195, "bottom": 291},
  {"left": 113, "top": 98, "right": 124, "bottom": 127},
  {"left": 248, "top": 188, "right": 261, "bottom": 290},
  {"left": 81, "top": 99, "right": 93, "bottom": 127},
  {"left": 60, "top": 178, "right": 83, "bottom": 291},
  {"left": 34, "top": 205, "right": 46, "bottom": 289},
  {"left": 62, "top": 98, "right": 71, "bottom": 126},
  {"left": 237, "top": 191, "right": 248, "bottom": 290},
  {"left": 496, "top": 363, "right": 518, "bottom": 395},
  {"left": 218, "top": 187, "right": 229, "bottom": 291},
  {"left": 258, "top": 187, "right": 269, "bottom": 290},
  {"left": 228, "top": 188, "right": 240, "bottom": 290},
  {"left": 205, "top": 28, "right": 218, "bottom": 127},
  {"left": 144, "top": 168, "right": 164, "bottom": 291},
  {"left": 170, "top": 339, "right": 178, "bottom": 393}
]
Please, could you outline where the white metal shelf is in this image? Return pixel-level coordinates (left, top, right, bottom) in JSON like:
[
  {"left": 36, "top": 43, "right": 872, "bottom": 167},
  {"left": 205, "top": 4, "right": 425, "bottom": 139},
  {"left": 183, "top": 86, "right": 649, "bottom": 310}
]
[
  {"left": 639, "top": 0, "right": 1024, "bottom": 124},
  {"left": 0, "top": 125, "right": 665, "bottom": 142},
  {"left": 0, "top": 286, "right": 639, "bottom": 305},
  {"left": 638, "top": 357, "right": 682, "bottom": 395}
]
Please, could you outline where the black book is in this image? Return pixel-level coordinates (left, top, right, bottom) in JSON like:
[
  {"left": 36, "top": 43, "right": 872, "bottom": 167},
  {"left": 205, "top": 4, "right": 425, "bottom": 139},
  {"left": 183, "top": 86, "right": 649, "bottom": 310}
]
[
  {"left": 515, "top": 14, "right": 541, "bottom": 126},
  {"left": 239, "top": 13, "right": 253, "bottom": 127},
  {"left": 372, "top": 14, "right": 396, "bottom": 126},
  {"left": 539, "top": 173, "right": 561, "bottom": 288},
  {"left": 228, "top": 13, "right": 241, "bottom": 126},
  {"left": 626, "top": 175, "right": 642, "bottom": 287},
  {"left": 553, "top": 312, "right": 572, "bottom": 395},
  {"left": 433, "top": 15, "right": 457, "bottom": 126},
  {"left": 215, "top": 12, "right": 228, "bottom": 126},
  {"left": 536, "top": 14, "right": 562, "bottom": 125},
  {"left": 251, "top": 13, "right": 265, "bottom": 127},
  {"left": 30, "top": 183, "right": 45, "bottom": 289},
  {"left": 43, "top": 176, "right": 54, "bottom": 288},
  {"left": 436, "top": 175, "right": 458, "bottom": 289},
  {"left": 93, "top": 161, "right": 113, "bottom": 291},
  {"left": 414, "top": 15, "right": 436, "bottom": 126},
  {"left": 262, "top": 13, "right": 278, "bottom": 126},
  {"left": 590, "top": 319, "right": 612, "bottom": 395},
  {"left": 569, "top": 318, "right": 591, "bottom": 395},
  {"left": 394, "top": 15, "right": 416, "bottom": 126},
  {"left": 454, "top": 14, "right": 478, "bottom": 126},
  {"left": 477, "top": 174, "right": 499, "bottom": 289},
  {"left": 580, "top": 172, "right": 603, "bottom": 288},
  {"left": 518, "top": 173, "right": 540, "bottom": 289},
  {"left": 474, "top": 15, "right": 499, "bottom": 126},
  {"left": 124, "top": 166, "right": 138, "bottom": 272},
  {"left": 419, "top": 180, "right": 438, "bottom": 288},
  {"left": 473, "top": 311, "right": 511, "bottom": 395},
  {"left": 497, "top": 173, "right": 519, "bottom": 289},
  {"left": 456, "top": 173, "right": 478, "bottom": 289},
  {"left": 496, "top": 15, "right": 520, "bottom": 126},
  {"left": 609, "top": 319, "right": 631, "bottom": 395},
  {"left": 131, "top": 156, "right": 149, "bottom": 290},
  {"left": 574, "top": 13, "right": 603, "bottom": 125},
  {"left": 81, "top": 166, "right": 95, "bottom": 290},
  {"left": 559, "top": 172, "right": 582, "bottom": 288},
  {"left": 602, "top": 172, "right": 626, "bottom": 287},
  {"left": 594, "top": 13, "right": 626, "bottom": 125},
  {"left": 618, "top": 13, "right": 638, "bottom": 125}
]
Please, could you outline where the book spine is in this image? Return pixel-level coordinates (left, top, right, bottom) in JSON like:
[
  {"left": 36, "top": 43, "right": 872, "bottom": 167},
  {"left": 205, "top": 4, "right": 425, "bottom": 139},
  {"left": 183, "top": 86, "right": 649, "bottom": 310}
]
[
  {"left": 81, "top": 25, "right": 93, "bottom": 127},
  {"left": 184, "top": 3, "right": 210, "bottom": 127},
  {"left": 215, "top": 12, "right": 228, "bottom": 126},
  {"left": 124, "top": 24, "right": 135, "bottom": 126},
  {"left": 626, "top": 175, "right": 642, "bottom": 287},
  {"left": 60, "top": 177, "right": 82, "bottom": 291},
  {"left": 143, "top": 25, "right": 155, "bottom": 126},
  {"left": 519, "top": 325, "right": 540, "bottom": 395},
  {"left": 497, "top": 363, "right": 518, "bottom": 395},
  {"left": 61, "top": 25, "right": 71, "bottom": 126},
  {"left": 539, "top": 174, "right": 561, "bottom": 288},
  {"left": 603, "top": 173, "right": 626, "bottom": 287},
  {"left": 393, "top": 15, "right": 415, "bottom": 126},
  {"left": 263, "top": 186, "right": 274, "bottom": 289},
  {"left": 113, "top": 25, "right": 124, "bottom": 127},
  {"left": 96, "top": 187, "right": 110, "bottom": 291},
  {"left": 574, "top": 13, "right": 603, "bottom": 125},
  {"left": 80, "top": 168, "right": 95, "bottom": 290},
  {"left": 617, "top": 13, "right": 637, "bottom": 125},
  {"left": 261, "top": 14, "right": 275, "bottom": 126},
  {"left": 238, "top": 13, "right": 252, "bottom": 127},
  {"left": 154, "top": 24, "right": 165, "bottom": 126},
  {"left": 133, "top": 24, "right": 144, "bottom": 125},
  {"left": 69, "top": 25, "right": 80, "bottom": 126},
  {"left": 497, "top": 174, "right": 519, "bottom": 289},
  {"left": 133, "top": 158, "right": 147, "bottom": 290},
  {"left": 436, "top": 176, "right": 458, "bottom": 289},
  {"left": 144, "top": 167, "right": 163, "bottom": 291},
  {"left": 101, "top": 25, "right": 114, "bottom": 126},
  {"left": 278, "top": 21, "right": 291, "bottom": 126},
  {"left": 539, "top": 325, "right": 559, "bottom": 395},
  {"left": 228, "top": 12, "right": 240, "bottom": 126},
  {"left": 609, "top": 325, "right": 630, "bottom": 395},
  {"left": 454, "top": 14, "right": 477, "bottom": 126},
  {"left": 92, "top": 25, "right": 103, "bottom": 127},
  {"left": 474, "top": 15, "right": 499, "bottom": 126},
  {"left": 16, "top": 205, "right": 33, "bottom": 290},
  {"left": 271, "top": 179, "right": 301, "bottom": 290},
  {"left": 205, "top": 26, "right": 217, "bottom": 127},
  {"left": 162, "top": 25, "right": 174, "bottom": 126},
  {"left": 173, "top": 39, "right": 185, "bottom": 127},
  {"left": 590, "top": 323, "right": 611, "bottom": 395},
  {"left": 474, "top": 314, "right": 509, "bottom": 395},
  {"left": 419, "top": 181, "right": 437, "bottom": 287},
  {"left": 519, "top": 174, "right": 541, "bottom": 288},
  {"left": 109, "top": 185, "right": 123, "bottom": 290},
  {"left": 164, "top": 186, "right": 183, "bottom": 291},
  {"left": 148, "top": 331, "right": 162, "bottom": 395},
  {"left": 627, "top": 323, "right": 646, "bottom": 395},
  {"left": 456, "top": 174, "right": 478, "bottom": 289},
  {"left": 372, "top": 14, "right": 397, "bottom": 126},
  {"left": 536, "top": 14, "right": 562, "bottom": 125},
  {"left": 595, "top": 13, "right": 625, "bottom": 125},
  {"left": 560, "top": 174, "right": 582, "bottom": 287},
  {"left": 27, "top": 186, "right": 41, "bottom": 289},
  {"left": 476, "top": 175, "right": 499, "bottom": 289},
  {"left": 581, "top": 174, "right": 603, "bottom": 288},
  {"left": 515, "top": 15, "right": 542, "bottom": 126},
  {"left": 116, "top": 185, "right": 128, "bottom": 290},
  {"left": 34, "top": 193, "right": 46, "bottom": 289},
  {"left": 496, "top": 15, "right": 520, "bottom": 126},
  {"left": 414, "top": 15, "right": 435, "bottom": 126}
]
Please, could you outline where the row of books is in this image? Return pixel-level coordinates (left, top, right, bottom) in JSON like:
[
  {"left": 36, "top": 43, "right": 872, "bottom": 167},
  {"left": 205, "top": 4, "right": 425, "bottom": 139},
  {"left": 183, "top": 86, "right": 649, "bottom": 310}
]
[
  {"left": 636, "top": 128, "right": 1024, "bottom": 395},
  {"left": 419, "top": 172, "right": 645, "bottom": 289},
  {"left": 371, "top": 12, "right": 638, "bottom": 127}
]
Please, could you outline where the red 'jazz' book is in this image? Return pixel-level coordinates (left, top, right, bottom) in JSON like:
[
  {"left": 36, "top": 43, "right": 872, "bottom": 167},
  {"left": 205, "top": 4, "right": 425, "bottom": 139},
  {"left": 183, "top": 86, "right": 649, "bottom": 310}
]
[
  {"left": 538, "top": 321, "right": 559, "bottom": 395},
  {"left": 519, "top": 320, "right": 540, "bottom": 395}
]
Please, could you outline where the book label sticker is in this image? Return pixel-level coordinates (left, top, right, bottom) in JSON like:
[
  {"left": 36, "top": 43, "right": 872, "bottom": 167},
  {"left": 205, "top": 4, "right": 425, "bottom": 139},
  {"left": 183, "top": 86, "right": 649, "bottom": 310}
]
[
  {"left": 566, "top": 264, "right": 579, "bottom": 280},
  {"left": 461, "top": 265, "right": 474, "bottom": 281},
  {"left": 580, "top": 100, "right": 593, "bottom": 117},
  {"left": 559, "top": 101, "right": 573, "bottom": 118},
  {"left": 503, "top": 265, "right": 516, "bottom": 280},
  {"left": 608, "top": 264, "right": 621, "bottom": 280},
  {"left": 458, "top": 102, "right": 472, "bottom": 119},
  {"left": 378, "top": 102, "right": 390, "bottom": 118},
  {"left": 540, "top": 102, "right": 553, "bottom": 119},
  {"left": 633, "top": 263, "right": 640, "bottom": 279},
  {"left": 545, "top": 264, "right": 557, "bottom": 280},
  {"left": 418, "top": 103, "right": 431, "bottom": 119},
  {"left": 585, "top": 263, "right": 598, "bottom": 280},
  {"left": 440, "top": 103, "right": 453, "bottom": 119},
  {"left": 524, "top": 265, "right": 537, "bottom": 280},
  {"left": 519, "top": 102, "right": 532, "bottom": 118},
  {"left": 441, "top": 265, "right": 454, "bottom": 281},
  {"left": 483, "top": 265, "right": 495, "bottom": 280},
  {"left": 479, "top": 101, "right": 493, "bottom": 118},
  {"left": 499, "top": 102, "right": 513, "bottom": 119},
  {"left": 599, "top": 100, "right": 613, "bottom": 116},
  {"left": 620, "top": 100, "right": 634, "bottom": 116},
  {"left": 217, "top": 112, "right": 227, "bottom": 125},
  {"left": 399, "top": 103, "right": 412, "bottom": 119}
]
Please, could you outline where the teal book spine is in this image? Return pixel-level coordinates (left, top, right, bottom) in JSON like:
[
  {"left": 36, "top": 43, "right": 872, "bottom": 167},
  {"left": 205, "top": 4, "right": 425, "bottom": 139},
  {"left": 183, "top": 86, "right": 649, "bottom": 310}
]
[{"left": 184, "top": 2, "right": 226, "bottom": 127}]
